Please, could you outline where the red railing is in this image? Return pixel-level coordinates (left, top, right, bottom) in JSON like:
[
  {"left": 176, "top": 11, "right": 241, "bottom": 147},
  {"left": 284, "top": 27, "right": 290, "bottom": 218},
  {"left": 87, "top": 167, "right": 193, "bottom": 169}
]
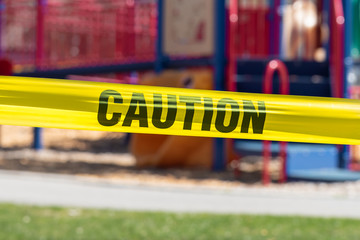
[
  {"left": 227, "top": 0, "right": 272, "bottom": 93},
  {"left": 228, "top": 0, "right": 271, "bottom": 60},
  {"left": 330, "top": 0, "right": 345, "bottom": 99},
  {"left": 2, "top": 0, "right": 157, "bottom": 72},
  {"left": 330, "top": 0, "right": 345, "bottom": 169},
  {"left": 2, "top": 0, "right": 37, "bottom": 71},
  {"left": 262, "top": 59, "right": 289, "bottom": 185}
]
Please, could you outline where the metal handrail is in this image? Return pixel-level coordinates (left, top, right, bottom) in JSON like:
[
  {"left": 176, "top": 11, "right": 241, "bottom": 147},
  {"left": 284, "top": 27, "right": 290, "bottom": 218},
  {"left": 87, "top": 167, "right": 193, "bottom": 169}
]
[
  {"left": 262, "top": 59, "right": 289, "bottom": 185},
  {"left": 330, "top": 0, "right": 344, "bottom": 98}
]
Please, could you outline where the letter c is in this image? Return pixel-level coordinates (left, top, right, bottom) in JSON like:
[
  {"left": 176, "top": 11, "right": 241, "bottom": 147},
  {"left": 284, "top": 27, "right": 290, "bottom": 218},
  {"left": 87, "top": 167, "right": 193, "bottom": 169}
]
[{"left": 97, "top": 90, "right": 123, "bottom": 126}]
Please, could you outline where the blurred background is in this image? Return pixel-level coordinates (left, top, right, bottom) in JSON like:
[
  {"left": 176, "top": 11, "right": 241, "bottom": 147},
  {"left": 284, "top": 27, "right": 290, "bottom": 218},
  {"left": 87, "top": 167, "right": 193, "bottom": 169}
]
[
  {"left": 0, "top": 0, "right": 359, "bottom": 184},
  {"left": 1, "top": 0, "right": 360, "bottom": 239}
]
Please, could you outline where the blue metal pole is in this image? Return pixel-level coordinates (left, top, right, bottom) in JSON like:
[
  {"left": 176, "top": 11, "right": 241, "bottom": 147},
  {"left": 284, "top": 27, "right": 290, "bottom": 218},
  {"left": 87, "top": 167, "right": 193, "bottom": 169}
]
[
  {"left": 323, "top": 0, "right": 330, "bottom": 57},
  {"left": 342, "top": 0, "right": 352, "bottom": 168},
  {"left": 268, "top": 0, "right": 275, "bottom": 56},
  {"left": 155, "top": 0, "right": 164, "bottom": 74},
  {"left": 269, "top": 0, "right": 280, "bottom": 56},
  {"left": 278, "top": 0, "right": 286, "bottom": 58},
  {"left": 33, "top": 0, "right": 45, "bottom": 150},
  {"left": 33, "top": 127, "right": 43, "bottom": 150},
  {"left": 344, "top": 0, "right": 351, "bottom": 97},
  {"left": 213, "top": 0, "right": 226, "bottom": 171}
]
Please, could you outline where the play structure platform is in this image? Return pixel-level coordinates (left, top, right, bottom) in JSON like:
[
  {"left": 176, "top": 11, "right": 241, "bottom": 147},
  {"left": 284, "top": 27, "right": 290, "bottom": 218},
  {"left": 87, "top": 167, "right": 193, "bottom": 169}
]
[
  {"left": 288, "top": 169, "right": 360, "bottom": 182},
  {"left": 235, "top": 141, "right": 360, "bottom": 182}
]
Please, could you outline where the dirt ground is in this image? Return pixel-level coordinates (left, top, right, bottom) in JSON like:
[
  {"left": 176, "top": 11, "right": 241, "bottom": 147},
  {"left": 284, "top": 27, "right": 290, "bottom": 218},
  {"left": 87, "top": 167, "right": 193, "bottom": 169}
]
[
  {"left": 0, "top": 125, "right": 128, "bottom": 152},
  {"left": 0, "top": 125, "right": 273, "bottom": 187},
  {"left": 3, "top": 126, "right": 360, "bottom": 202}
]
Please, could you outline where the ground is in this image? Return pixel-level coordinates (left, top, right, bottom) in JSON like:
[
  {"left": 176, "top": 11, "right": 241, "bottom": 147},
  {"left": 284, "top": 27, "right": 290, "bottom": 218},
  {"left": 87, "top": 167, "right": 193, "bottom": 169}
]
[
  {"left": 0, "top": 125, "right": 249, "bottom": 187},
  {"left": 1, "top": 125, "right": 360, "bottom": 193},
  {"left": 2, "top": 125, "right": 360, "bottom": 219}
]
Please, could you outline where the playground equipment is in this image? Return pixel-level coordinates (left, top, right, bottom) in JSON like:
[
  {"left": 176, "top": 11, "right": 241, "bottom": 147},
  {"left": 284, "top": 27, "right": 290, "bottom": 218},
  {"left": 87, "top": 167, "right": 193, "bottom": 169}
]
[
  {"left": 1, "top": 0, "right": 360, "bottom": 181},
  {"left": 130, "top": 69, "right": 213, "bottom": 169},
  {"left": 2, "top": 0, "right": 157, "bottom": 71},
  {"left": 2, "top": 0, "right": 226, "bottom": 169},
  {"left": 227, "top": 0, "right": 360, "bottom": 182},
  {"left": 262, "top": 60, "right": 289, "bottom": 184},
  {"left": 0, "top": 58, "right": 13, "bottom": 147},
  {"left": 236, "top": 0, "right": 270, "bottom": 57},
  {"left": 347, "top": 0, "right": 360, "bottom": 171},
  {"left": 351, "top": 0, "right": 360, "bottom": 59}
]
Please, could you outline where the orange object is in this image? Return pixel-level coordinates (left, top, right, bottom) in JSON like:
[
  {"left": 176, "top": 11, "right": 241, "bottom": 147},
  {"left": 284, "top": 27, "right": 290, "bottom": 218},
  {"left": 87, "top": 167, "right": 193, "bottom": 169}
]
[{"left": 130, "top": 69, "right": 214, "bottom": 169}]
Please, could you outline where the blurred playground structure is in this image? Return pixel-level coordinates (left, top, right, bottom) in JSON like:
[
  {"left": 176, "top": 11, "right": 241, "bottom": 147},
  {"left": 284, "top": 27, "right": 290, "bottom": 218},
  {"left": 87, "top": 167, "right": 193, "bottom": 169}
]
[
  {"left": 131, "top": 69, "right": 213, "bottom": 169},
  {"left": 0, "top": 0, "right": 360, "bottom": 183},
  {"left": 2, "top": 0, "right": 156, "bottom": 71}
]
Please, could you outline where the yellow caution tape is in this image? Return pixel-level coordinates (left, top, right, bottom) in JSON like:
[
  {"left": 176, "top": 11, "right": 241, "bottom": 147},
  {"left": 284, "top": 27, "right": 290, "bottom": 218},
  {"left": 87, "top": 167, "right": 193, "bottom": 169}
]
[{"left": 1, "top": 76, "right": 360, "bottom": 145}]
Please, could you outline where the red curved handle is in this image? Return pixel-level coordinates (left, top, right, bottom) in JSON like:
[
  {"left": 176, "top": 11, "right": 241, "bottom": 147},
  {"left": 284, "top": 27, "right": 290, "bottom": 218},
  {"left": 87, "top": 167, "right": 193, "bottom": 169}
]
[
  {"left": 263, "top": 59, "right": 289, "bottom": 95},
  {"left": 262, "top": 59, "right": 289, "bottom": 185}
]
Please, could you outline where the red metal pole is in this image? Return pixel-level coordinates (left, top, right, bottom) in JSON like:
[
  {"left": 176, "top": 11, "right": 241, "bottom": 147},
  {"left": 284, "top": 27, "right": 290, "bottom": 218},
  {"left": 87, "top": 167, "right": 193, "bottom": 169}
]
[
  {"left": 279, "top": 141, "right": 287, "bottom": 182},
  {"left": 263, "top": 140, "right": 271, "bottom": 184},
  {"left": 330, "top": 0, "right": 344, "bottom": 99},
  {"left": 257, "top": 5, "right": 269, "bottom": 56},
  {"left": 247, "top": 6, "right": 257, "bottom": 56},
  {"left": 263, "top": 60, "right": 289, "bottom": 184},
  {"left": 330, "top": 0, "right": 345, "bottom": 168},
  {"left": 225, "top": 0, "right": 240, "bottom": 167},
  {"left": 227, "top": 0, "right": 238, "bottom": 92}
]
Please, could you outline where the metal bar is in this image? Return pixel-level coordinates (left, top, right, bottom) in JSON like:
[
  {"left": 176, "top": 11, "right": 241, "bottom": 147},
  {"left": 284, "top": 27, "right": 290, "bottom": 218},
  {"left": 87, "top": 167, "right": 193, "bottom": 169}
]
[
  {"left": 279, "top": 0, "right": 286, "bottom": 57},
  {"left": 225, "top": 0, "right": 240, "bottom": 170},
  {"left": 330, "top": 0, "right": 345, "bottom": 98},
  {"left": 263, "top": 140, "right": 271, "bottom": 184},
  {"left": 344, "top": 0, "right": 352, "bottom": 97},
  {"left": 15, "top": 62, "right": 155, "bottom": 79},
  {"left": 269, "top": 0, "right": 280, "bottom": 56},
  {"left": 15, "top": 58, "right": 214, "bottom": 79},
  {"left": 322, "top": 0, "right": 330, "bottom": 57},
  {"left": 213, "top": 0, "right": 226, "bottom": 171},
  {"left": 262, "top": 59, "right": 289, "bottom": 184},
  {"left": 34, "top": 0, "right": 45, "bottom": 151},
  {"left": 33, "top": 127, "right": 43, "bottom": 150},
  {"left": 273, "top": 0, "right": 280, "bottom": 56},
  {"left": 227, "top": 0, "right": 238, "bottom": 92},
  {"left": 155, "top": 0, "right": 163, "bottom": 73},
  {"left": 343, "top": 0, "right": 352, "bottom": 169},
  {"left": 237, "top": 59, "right": 330, "bottom": 77},
  {"left": 330, "top": 0, "right": 346, "bottom": 169},
  {"left": 165, "top": 57, "right": 213, "bottom": 68}
]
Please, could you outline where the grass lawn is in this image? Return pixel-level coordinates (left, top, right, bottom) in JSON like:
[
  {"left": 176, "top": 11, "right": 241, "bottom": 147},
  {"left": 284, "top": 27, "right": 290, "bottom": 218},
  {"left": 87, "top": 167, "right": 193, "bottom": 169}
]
[{"left": 0, "top": 203, "right": 359, "bottom": 240}]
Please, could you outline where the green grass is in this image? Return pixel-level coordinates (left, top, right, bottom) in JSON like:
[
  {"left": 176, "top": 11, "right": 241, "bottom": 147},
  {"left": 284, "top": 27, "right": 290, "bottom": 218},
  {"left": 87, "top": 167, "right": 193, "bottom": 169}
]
[{"left": 0, "top": 203, "right": 359, "bottom": 240}]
